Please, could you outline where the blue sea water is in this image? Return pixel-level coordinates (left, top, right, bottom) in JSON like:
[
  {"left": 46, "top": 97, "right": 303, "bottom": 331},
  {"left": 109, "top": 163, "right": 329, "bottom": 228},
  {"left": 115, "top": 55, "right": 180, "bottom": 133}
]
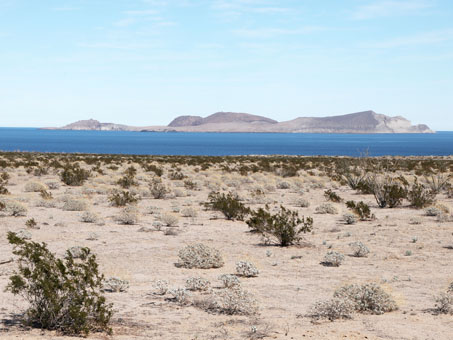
[{"left": 0, "top": 128, "right": 452, "bottom": 156}]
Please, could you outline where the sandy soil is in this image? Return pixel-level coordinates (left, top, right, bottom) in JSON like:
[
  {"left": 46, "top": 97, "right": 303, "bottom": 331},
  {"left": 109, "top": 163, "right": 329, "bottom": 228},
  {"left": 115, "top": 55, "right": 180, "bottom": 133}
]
[{"left": 0, "top": 162, "right": 452, "bottom": 340}]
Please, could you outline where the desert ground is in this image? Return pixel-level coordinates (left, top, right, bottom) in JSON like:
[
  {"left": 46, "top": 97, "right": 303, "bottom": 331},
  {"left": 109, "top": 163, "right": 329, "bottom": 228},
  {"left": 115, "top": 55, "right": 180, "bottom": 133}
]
[{"left": 0, "top": 153, "right": 452, "bottom": 339}]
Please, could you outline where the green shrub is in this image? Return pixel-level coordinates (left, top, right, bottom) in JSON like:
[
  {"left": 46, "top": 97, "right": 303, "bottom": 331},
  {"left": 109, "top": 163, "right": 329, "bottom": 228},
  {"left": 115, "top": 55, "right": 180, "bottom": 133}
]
[
  {"left": 6, "top": 232, "right": 113, "bottom": 335},
  {"left": 0, "top": 172, "right": 10, "bottom": 195},
  {"left": 324, "top": 189, "right": 343, "bottom": 203},
  {"left": 407, "top": 178, "right": 436, "bottom": 209},
  {"left": 246, "top": 205, "right": 313, "bottom": 246},
  {"left": 60, "top": 165, "right": 90, "bottom": 186},
  {"left": 368, "top": 175, "right": 407, "bottom": 208},
  {"left": 108, "top": 190, "right": 138, "bottom": 207},
  {"left": 204, "top": 192, "right": 250, "bottom": 221},
  {"left": 346, "top": 200, "right": 371, "bottom": 220}
]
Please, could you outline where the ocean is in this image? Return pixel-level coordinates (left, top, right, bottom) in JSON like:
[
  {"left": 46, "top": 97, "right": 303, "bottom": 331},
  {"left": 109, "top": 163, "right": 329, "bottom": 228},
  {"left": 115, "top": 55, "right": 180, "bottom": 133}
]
[{"left": 0, "top": 128, "right": 452, "bottom": 156}]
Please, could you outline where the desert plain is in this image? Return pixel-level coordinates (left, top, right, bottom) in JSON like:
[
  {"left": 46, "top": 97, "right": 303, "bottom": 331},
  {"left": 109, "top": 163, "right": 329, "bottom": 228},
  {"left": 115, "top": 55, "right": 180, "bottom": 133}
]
[{"left": 0, "top": 153, "right": 452, "bottom": 340}]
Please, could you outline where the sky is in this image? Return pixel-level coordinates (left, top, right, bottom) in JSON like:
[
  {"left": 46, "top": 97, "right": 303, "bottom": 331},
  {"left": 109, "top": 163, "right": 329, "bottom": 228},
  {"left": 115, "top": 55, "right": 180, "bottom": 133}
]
[{"left": 1, "top": 0, "right": 452, "bottom": 130}]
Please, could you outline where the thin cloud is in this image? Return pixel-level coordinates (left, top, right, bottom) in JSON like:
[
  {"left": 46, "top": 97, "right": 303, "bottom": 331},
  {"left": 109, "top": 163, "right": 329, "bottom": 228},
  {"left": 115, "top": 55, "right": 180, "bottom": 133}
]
[
  {"left": 233, "top": 26, "right": 325, "bottom": 38},
  {"left": 352, "top": 0, "right": 432, "bottom": 20},
  {"left": 362, "top": 29, "right": 453, "bottom": 48}
]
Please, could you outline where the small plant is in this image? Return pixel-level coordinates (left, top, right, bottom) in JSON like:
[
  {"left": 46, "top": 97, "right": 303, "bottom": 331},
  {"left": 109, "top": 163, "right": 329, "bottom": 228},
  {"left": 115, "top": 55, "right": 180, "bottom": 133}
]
[
  {"left": 308, "top": 297, "right": 355, "bottom": 321},
  {"left": 149, "top": 178, "right": 168, "bottom": 199},
  {"left": 153, "top": 280, "right": 169, "bottom": 295},
  {"left": 6, "top": 232, "right": 112, "bottom": 335},
  {"left": 177, "top": 243, "right": 224, "bottom": 269},
  {"left": 407, "top": 179, "right": 436, "bottom": 209},
  {"left": 343, "top": 213, "right": 357, "bottom": 225},
  {"left": 246, "top": 205, "right": 313, "bottom": 247},
  {"left": 103, "top": 277, "right": 129, "bottom": 293},
  {"left": 184, "top": 179, "right": 198, "bottom": 190},
  {"left": 108, "top": 190, "right": 138, "bottom": 207},
  {"left": 24, "top": 181, "right": 47, "bottom": 192},
  {"left": 349, "top": 241, "right": 370, "bottom": 257},
  {"left": 25, "top": 218, "right": 38, "bottom": 229},
  {"left": 210, "top": 286, "right": 258, "bottom": 315},
  {"left": 236, "top": 261, "right": 259, "bottom": 277},
  {"left": 63, "top": 199, "right": 88, "bottom": 211},
  {"left": 434, "top": 292, "right": 453, "bottom": 314},
  {"left": 324, "top": 189, "right": 343, "bottom": 203},
  {"left": 219, "top": 274, "right": 241, "bottom": 288},
  {"left": 169, "top": 170, "right": 185, "bottom": 180},
  {"left": 0, "top": 172, "right": 10, "bottom": 194},
  {"left": 346, "top": 200, "right": 372, "bottom": 220},
  {"left": 160, "top": 212, "right": 179, "bottom": 227},
  {"left": 1, "top": 199, "right": 27, "bottom": 216},
  {"left": 204, "top": 191, "right": 250, "bottom": 221},
  {"left": 294, "top": 197, "right": 310, "bottom": 208},
  {"left": 315, "top": 203, "right": 338, "bottom": 215},
  {"left": 115, "top": 206, "right": 139, "bottom": 225},
  {"left": 368, "top": 175, "right": 407, "bottom": 208},
  {"left": 181, "top": 207, "right": 198, "bottom": 217},
  {"left": 60, "top": 164, "right": 90, "bottom": 186},
  {"left": 322, "top": 251, "right": 345, "bottom": 267},
  {"left": 80, "top": 211, "right": 100, "bottom": 223},
  {"left": 186, "top": 277, "right": 211, "bottom": 291},
  {"left": 39, "top": 189, "right": 53, "bottom": 200},
  {"left": 334, "top": 283, "right": 397, "bottom": 315}
]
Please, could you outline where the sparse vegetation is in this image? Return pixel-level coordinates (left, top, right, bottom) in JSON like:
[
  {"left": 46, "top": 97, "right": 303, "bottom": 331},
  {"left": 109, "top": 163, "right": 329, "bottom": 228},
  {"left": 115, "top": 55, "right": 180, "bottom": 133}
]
[{"left": 204, "top": 191, "right": 250, "bottom": 221}]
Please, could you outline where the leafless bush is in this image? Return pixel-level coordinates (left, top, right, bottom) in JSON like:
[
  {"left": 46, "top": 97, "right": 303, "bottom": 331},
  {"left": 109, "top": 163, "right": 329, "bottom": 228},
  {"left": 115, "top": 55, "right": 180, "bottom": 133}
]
[{"left": 177, "top": 243, "right": 224, "bottom": 269}]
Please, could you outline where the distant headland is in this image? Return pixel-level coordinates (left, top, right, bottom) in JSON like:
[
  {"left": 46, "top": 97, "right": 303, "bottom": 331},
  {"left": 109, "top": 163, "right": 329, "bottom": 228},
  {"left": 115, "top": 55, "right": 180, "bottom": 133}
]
[{"left": 42, "top": 110, "right": 434, "bottom": 134}]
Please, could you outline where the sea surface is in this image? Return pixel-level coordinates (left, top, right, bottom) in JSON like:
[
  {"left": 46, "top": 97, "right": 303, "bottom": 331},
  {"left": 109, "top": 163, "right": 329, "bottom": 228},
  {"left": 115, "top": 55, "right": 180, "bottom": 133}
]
[{"left": 0, "top": 128, "right": 452, "bottom": 156}]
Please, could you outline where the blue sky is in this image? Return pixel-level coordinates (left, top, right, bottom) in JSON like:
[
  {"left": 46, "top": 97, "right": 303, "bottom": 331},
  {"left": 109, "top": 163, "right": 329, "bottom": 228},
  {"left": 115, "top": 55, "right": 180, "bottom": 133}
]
[{"left": 1, "top": 0, "right": 452, "bottom": 130}]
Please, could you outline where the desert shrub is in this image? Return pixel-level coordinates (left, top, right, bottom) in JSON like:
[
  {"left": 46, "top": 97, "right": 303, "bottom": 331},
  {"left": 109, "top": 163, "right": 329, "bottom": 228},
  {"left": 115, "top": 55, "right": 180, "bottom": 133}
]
[
  {"left": 324, "top": 189, "right": 343, "bottom": 203},
  {"left": 434, "top": 292, "right": 453, "bottom": 314},
  {"left": 35, "top": 199, "right": 57, "bottom": 208},
  {"left": 246, "top": 205, "right": 313, "bottom": 246},
  {"left": 368, "top": 175, "right": 407, "bottom": 208},
  {"left": 39, "top": 189, "right": 53, "bottom": 200},
  {"left": 209, "top": 286, "right": 258, "bottom": 315},
  {"left": 80, "top": 211, "right": 100, "bottom": 223},
  {"left": 103, "top": 277, "right": 129, "bottom": 293},
  {"left": 6, "top": 232, "right": 112, "bottom": 335},
  {"left": 425, "top": 206, "right": 441, "bottom": 216},
  {"left": 181, "top": 207, "right": 198, "bottom": 217},
  {"left": 236, "top": 261, "right": 259, "bottom": 277},
  {"left": 219, "top": 274, "right": 241, "bottom": 288},
  {"left": 115, "top": 206, "right": 139, "bottom": 225},
  {"left": 153, "top": 280, "right": 169, "bottom": 295},
  {"left": 60, "top": 165, "right": 90, "bottom": 186},
  {"left": 24, "top": 181, "right": 47, "bottom": 192},
  {"left": 169, "top": 170, "right": 185, "bottom": 180},
  {"left": 315, "top": 203, "right": 338, "bottom": 215},
  {"left": 15, "top": 229, "right": 32, "bottom": 240},
  {"left": 334, "top": 283, "right": 397, "bottom": 315},
  {"left": 63, "top": 199, "right": 88, "bottom": 211},
  {"left": 143, "top": 163, "right": 163, "bottom": 177},
  {"left": 407, "top": 179, "right": 436, "bottom": 209},
  {"left": 108, "top": 190, "right": 138, "bottom": 207},
  {"left": 160, "top": 212, "right": 179, "bottom": 227},
  {"left": 169, "top": 287, "right": 192, "bottom": 305},
  {"left": 184, "top": 179, "right": 198, "bottom": 190},
  {"left": 346, "top": 201, "right": 371, "bottom": 220},
  {"left": 349, "top": 241, "right": 370, "bottom": 257},
  {"left": 343, "top": 213, "right": 357, "bottom": 225},
  {"left": 177, "top": 243, "right": 224, "bottom": 269},
  {"left": 46, "top": 181, "right": 60, "bottom": 190},
  {"left": 276, "top": 181, "right": 290, "bottom": 189},
  {"left": 1, "top": 199, "right": 27, "bottom": 216},
  {"left": 186, "top": 277, "right": 211, "bottom": 291},
  {"left": 117, "top": 175, "right": 137, "bottom": 189},
  {"left": 424, "top": 173, "right": 450, "bottom": 194},
  {"left": 322, "top": 251, "right": 344, "bottom": 267},
  {"left": 342, "top": 170, "right": 368, "bottom": 191},
  {"left": 294, "top": 197, "right": 310, "bottom": 208},
  {"left": 149, "top": 178, "right": 168, "bottom": 199},
  {"left": 25, "top": 218, "right": 37, "bottom": 229},
  {"left": 308, "top": 297, "right": 355, "bottom": 321},
  {"left": 204, "top": 191, "right": 250, "bottom": 221},
  {"left": 0, "top": 173, "right": 9, "bottom": 195}
]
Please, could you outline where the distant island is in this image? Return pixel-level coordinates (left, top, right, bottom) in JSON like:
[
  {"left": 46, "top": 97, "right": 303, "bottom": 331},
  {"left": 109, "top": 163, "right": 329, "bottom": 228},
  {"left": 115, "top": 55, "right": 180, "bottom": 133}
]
[{"left": 42, "top": 110, "right": 434, "bottom": 133}]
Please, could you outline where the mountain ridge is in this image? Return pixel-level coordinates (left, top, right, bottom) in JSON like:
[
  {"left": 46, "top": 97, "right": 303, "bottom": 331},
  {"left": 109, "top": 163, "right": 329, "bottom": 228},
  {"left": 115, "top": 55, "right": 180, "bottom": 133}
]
[{"left": 42, "top": 111, "right": 434, "bottom": 133}]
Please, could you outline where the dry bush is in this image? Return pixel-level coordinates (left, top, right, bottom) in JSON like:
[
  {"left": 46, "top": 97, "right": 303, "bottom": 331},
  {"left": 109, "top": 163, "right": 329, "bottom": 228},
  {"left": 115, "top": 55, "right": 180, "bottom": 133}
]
[
  {"left": 63, "top": 199, "right": 88, "bottom": 211},
  {"left": 103, "top": 277, "right": 129, "bottom": 293},
  {"left": 153, "top": 280, "right": 169, "bottom": 295},
  {"left": 149, "top": 178, "right": 168, "bottom": 199},
  {"left": 236, "top": 261, "right": 259, "bottom": 277},
  {"left": 160, "top": 212, "right": 179, "bottom": 227},
  {"left": 181, "top": 207, "right": 198, "bottom": 217},
  {"left": 186, "top": 277, "right": 211, "bottom": 291},
  {"left": 343, "top": 213, "right": 357, "bottom": 225},
  {"left": 24, "top": 181, "right": 47, "bottom": 192},
  {"left": 218, "top": 274, "right": 241, "bottom": 288},
  {"left": 349, "top": 241, "right": 370, "bottom": 257},
  {"left": 115, "top": 206, "right": 139, "bottom": 225},
  {"left": 0, "top": 199, "right": 28, "bottom": 216},
  {"left": 322, "top": 251, "right": 344, "bottom": 267},
  {"left": 177, "top": 243, "right": 224, "bottom": 269},
  {"left": 308, "top": 297, "right": 355, "bottom": 321},
  {"left": 315, "top": 203, "right": 338, "bottom": 215},
  {"left": 334, "top": 283, "right": 398, "bottom": 315},
  {"left": 80, "top": 211, "right": 100, "bottom": 223},
  {"left": 168, "top": 287, "right": 192, "bottom": 305},
  {"left": 206, "top": 286, "right": 258, "bottom": 315}
]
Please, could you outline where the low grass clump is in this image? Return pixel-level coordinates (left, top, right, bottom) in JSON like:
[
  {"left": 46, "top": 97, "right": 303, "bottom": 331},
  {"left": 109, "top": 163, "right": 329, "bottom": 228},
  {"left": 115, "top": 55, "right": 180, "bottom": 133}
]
[{"left": 6, "top": 232, "right": 113, "bottom": 336}]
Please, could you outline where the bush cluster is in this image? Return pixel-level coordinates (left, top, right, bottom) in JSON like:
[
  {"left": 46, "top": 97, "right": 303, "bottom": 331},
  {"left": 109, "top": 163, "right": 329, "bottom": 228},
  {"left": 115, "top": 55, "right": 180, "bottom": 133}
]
[{"left": 6, "top": 232, "right": 112, "bottom": 335}]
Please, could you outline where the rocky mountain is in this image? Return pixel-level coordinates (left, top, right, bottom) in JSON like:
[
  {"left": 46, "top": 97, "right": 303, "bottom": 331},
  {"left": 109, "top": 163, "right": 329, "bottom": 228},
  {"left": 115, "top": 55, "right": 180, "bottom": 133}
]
[{"left": 44, "top": 111, "right": 434, "bottom": 133}]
